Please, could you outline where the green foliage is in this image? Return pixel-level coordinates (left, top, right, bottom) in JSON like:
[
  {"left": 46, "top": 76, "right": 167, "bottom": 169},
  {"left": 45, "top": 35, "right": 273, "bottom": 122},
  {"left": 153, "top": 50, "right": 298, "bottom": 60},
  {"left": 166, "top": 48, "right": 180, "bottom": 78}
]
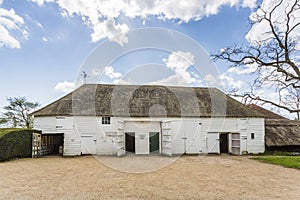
[
  {"left": 0, "top": 128, "right": 40, "bottom": 161},
  {"left": 2, "top": 97, "right": 40, "bottom": 128},
  {"left": 252, "top": 156, "right": 300, "bottom": 170},
  {"left": 0, "top": 118, "right": 7, "bottom": 125}
]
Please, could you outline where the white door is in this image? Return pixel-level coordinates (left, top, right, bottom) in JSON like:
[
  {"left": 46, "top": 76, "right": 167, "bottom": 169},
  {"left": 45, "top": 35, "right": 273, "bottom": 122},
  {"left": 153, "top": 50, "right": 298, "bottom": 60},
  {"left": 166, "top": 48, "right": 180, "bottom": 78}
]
[
  {"left": 207, "top": 133, "right": 220, "bottom": 153},
  {"left": 172, "top": 126, "right": 185, "bottom": 154},
  {"left": 185, "top": 121, "right": 201, "bottom": 154},
  {"left": 161, "top": 121, "right": 172, "bottom": 156},
  {"left": 231, "top": 133, "right": 241, "bottom": 155},
  {"left": 81, "top": 135, "right": 96, "bottom": 154}
]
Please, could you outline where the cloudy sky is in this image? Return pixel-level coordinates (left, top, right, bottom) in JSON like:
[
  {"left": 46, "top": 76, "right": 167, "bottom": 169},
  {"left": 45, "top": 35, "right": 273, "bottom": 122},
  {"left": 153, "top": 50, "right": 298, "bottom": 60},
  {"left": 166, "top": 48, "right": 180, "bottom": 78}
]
[{"left": 1, "top": 0, "right": 282, "bottom": 115}]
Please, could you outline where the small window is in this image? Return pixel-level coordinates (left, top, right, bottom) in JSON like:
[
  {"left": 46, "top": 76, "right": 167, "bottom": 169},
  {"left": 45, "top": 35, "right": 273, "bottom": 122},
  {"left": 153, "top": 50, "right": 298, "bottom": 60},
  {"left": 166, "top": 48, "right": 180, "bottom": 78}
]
[
  {"left": 102, "top": 117, "right": 111, "bottom": 125},
  {"left": 251, "top": 133, "right": 255, "bottom": 139}
]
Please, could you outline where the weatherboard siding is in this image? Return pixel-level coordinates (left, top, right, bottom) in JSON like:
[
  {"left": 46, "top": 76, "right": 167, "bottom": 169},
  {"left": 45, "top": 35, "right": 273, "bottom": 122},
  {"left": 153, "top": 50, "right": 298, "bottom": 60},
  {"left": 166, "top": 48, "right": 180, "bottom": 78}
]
[
  {"left": 34, "top": 117, "right": 57, "bottom": 132},
  {"left": 200, "top": 118, "right": 265, "bottom": 154},
  {"left": 33, "top": 116, "right": 265, "bottom": 156},
  {"left": 244, "top": 118, "right": 265, "bottom": 154},
  {"left": 170, "top": 119, "right": 202, "bottom": 154},
  {"left": 64, "top": 129, "right": 81, "bottom": 156}
]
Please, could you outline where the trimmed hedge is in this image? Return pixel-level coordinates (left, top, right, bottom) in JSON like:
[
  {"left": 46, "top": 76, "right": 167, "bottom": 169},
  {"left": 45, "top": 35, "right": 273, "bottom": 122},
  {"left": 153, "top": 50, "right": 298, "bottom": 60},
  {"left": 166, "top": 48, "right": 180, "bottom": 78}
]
[{"left": 0, "top": 129, "right": 40, "bottom": 161}]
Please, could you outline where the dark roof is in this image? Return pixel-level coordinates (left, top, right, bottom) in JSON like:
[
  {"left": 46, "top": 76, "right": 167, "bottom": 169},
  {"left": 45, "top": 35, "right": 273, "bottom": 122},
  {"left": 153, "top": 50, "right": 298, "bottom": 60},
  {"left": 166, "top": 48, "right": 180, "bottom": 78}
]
[
  {"left": 248, "top": 104, "right": 300, "bottom": 147},
  {"left": 265, "top": 119, "right": 300, "bottom": 146},
  {"left": 248, "top": 104, "right": 287, "bottom": 119},
  {"left": 32, "top": 84, "right": 263, "bottom": 118}
]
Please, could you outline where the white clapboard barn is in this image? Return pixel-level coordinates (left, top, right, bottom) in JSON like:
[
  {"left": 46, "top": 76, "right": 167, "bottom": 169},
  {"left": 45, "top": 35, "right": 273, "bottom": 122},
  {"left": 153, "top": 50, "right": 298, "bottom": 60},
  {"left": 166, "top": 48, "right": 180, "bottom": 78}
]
[{"left": 32, "top": 84, "right": 265, "bottom": 156}]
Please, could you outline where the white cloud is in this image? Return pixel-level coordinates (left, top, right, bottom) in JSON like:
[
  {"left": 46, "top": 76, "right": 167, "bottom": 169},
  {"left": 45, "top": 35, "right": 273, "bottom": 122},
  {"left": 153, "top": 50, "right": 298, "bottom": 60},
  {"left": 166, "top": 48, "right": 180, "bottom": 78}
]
[
  {"left": 91, "top": 18, "right": 129, "bottom": 45},
  {"left": 227, "top": 64, "right": 257, "bottom": 74},
  {"left": 242, "top": 0, "right": 257, "bottom": 8},
  {"left": 91, "top": 68, "right": 101, "bottom": 76},
  {"left": 104, "top": 66, "right": 122, "bottom": 79},
  {"left": 163, "top": 51, "right": 200, "bottom": 84},
  {"left": 92, "top": 66, "right": 122, "bottom": 80},
  {"left": 55, "top": 81, "right": 76, "bottom": 93},
  {"left": 24, "top": 14, "right": 43, "bottom": 29},
  {"left": 204, "top": 74, "right": 221, "bottom": 87},
  {"left": 204, "top": 73, "right": 243, "bottom": 90},
  {"left": 220, "top": 48, "right": 226, "bottom": 53},
  {"left": 30, "top": 0, "right": 257, "bottom": 45},
  {"left": 219, "top": 73, "right": 243, "bottom": 89},
  {"left": 31, "top": 0, "right": 53, "bottom": 6},
  {"left": 164, "top": 51, "right": 195, "bottom": 69},
  {"left": 0, "top": 7, "right": 26, "bottom": 48},
  {"left": 36, "top": 22, "right": 43, "bottom": 29},
  {"left": 150, "top": 74, "right": 193, "bottom": 86},
  {"left": 42, "top": 36, "right": 48, "bottom": 42}
]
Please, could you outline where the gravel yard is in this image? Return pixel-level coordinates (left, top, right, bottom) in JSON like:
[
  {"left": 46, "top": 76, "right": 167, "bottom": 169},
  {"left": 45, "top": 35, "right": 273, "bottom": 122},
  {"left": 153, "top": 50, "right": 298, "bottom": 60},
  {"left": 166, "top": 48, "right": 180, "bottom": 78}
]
[{"left": 0, "top": 155, "right": 299, "bottom": 200}]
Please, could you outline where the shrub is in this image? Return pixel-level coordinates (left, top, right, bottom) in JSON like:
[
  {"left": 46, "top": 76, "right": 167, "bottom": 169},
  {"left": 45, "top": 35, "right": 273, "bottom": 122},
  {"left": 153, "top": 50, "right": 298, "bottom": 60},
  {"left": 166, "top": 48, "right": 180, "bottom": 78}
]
[{"left": 0, "top": 129, "right": 40, "bottom": 161}]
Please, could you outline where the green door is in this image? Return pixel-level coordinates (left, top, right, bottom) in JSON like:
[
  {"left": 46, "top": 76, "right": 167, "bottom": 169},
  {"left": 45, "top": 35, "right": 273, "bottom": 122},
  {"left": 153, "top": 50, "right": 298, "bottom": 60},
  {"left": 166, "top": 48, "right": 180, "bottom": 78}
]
[{"left": 149, "top": 132, "right": 159, "bottom": 153}]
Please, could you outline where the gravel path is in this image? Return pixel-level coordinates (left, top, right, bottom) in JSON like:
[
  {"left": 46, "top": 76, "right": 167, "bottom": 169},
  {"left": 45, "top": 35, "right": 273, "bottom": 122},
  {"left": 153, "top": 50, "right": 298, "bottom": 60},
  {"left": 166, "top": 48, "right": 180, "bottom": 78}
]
[{"left": 0, "top": 155, "right": 299, "bottom": 200}]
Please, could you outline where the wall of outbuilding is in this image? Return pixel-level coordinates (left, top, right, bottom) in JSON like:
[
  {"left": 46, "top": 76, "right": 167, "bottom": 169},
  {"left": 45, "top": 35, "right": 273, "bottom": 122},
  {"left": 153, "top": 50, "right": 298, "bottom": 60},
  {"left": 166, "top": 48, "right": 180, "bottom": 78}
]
[{"left": 33, "top": 116, "right": 265, "bottom": 156}]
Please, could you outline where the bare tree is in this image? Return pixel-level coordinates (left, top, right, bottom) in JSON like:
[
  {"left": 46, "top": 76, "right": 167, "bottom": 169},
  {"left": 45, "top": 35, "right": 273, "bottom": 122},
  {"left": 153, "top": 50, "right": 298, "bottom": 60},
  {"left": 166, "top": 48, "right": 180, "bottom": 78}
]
[
  {"left": 212, "top": 0, "right": 300, "bottom": 119},
  {"left": 2, "top": 97, "right": 40, "bottom": 128}
]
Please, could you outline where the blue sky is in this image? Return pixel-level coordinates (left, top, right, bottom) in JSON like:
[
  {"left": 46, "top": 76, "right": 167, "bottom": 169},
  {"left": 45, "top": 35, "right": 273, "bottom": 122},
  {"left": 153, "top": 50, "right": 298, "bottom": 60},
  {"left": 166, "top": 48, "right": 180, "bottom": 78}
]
[{"left": 0, "top": 0, "right": 259, "bottom": 112}]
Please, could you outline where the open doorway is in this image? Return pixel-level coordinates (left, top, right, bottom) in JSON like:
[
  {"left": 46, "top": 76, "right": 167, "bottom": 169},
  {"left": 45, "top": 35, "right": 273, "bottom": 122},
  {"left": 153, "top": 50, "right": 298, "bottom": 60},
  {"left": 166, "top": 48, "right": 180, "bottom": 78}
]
[
  {"left": 125, "top": 132, "right": 135, "bottom": 153},
  {"left": 41, "top": 133, "right": 64, "bottom": 156},
  {"left": 220, "top": 133, "right": 229, "bottom": 153}
]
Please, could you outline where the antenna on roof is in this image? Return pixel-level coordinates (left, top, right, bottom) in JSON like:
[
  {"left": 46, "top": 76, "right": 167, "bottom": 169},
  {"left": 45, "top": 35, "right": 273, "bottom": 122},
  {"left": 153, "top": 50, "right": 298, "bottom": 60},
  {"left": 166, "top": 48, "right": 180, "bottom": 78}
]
[{"left": 81, "top": 71, "right": 89, "bottom": 84}]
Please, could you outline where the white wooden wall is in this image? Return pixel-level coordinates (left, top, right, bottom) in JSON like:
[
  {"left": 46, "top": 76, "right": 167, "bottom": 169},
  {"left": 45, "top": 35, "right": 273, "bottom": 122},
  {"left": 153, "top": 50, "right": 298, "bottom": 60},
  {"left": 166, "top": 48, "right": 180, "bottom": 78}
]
[
  {"left": 200, "top": 118, "right": 265, "bottom": 154},
  {"left": 34, "top": 116, "right": 265, "bottom": 156},
  {"left": 170, "top": 119, "right": 202, "bottom": 154}
]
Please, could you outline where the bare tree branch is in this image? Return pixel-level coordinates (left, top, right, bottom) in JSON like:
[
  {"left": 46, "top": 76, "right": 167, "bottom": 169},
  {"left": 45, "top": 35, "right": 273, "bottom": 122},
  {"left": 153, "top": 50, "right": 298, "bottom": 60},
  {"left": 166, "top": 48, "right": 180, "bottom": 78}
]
[{"left": 212, "top": 0, "right": 300, "bottom": 119}]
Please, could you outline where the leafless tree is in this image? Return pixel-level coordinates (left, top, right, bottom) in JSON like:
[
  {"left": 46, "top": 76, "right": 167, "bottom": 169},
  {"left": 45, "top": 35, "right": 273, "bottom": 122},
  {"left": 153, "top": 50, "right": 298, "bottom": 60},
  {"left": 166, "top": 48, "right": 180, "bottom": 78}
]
[{"left": 212, "top": 0, "right": 300, "bottom": 119}]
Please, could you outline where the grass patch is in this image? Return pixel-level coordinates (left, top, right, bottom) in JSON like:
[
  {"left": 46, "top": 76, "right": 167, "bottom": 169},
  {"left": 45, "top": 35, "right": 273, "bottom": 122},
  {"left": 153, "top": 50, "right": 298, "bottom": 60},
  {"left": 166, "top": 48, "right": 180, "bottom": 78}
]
[
  {"left": 256, "top": 151, "right": 294, "bottom": 156},
  {"left": 252, "top": 156, "right": 300, "bottom": 169}
]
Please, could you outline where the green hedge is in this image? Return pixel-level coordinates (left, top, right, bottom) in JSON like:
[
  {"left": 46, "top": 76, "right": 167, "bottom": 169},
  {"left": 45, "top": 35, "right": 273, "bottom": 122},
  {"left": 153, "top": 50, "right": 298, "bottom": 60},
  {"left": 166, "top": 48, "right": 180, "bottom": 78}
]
[{"left": 0, "top": 128, "right": 40, "bottom": 161}]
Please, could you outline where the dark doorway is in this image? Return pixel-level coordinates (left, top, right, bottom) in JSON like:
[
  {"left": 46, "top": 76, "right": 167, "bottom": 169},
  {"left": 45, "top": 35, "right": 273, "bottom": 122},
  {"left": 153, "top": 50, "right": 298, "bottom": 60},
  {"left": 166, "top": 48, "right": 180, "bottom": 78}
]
[
  {"left": 149, "top": 132, "right": 159, "bottom": 153},
  {"left": 41, "top": 133, "right": 64, "bottom": 156},
  {"left": 220, "top": 133, "right": 229, "bottom": 153},
  {"left": 125, "top": 132, "right": 135, "bottom": 153}
]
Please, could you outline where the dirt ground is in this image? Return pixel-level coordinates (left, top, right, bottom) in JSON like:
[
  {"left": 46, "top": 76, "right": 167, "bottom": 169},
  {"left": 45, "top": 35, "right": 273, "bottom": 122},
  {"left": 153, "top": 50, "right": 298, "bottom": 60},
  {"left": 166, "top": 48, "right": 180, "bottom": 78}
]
[{"left": 0, "top": 155, "right": 300, "bottom": 200}]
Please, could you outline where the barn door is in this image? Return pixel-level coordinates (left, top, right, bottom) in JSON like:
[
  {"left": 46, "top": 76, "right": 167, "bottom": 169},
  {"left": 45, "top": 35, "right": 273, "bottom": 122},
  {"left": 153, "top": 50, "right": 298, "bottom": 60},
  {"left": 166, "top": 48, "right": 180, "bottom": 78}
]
[
  {"left": 231, "top": 133, "right": 240, "bottom": 155},
  {"left": 149, "top": 132, "right": 159, "bottom": 153},
  {"left": 185, "top": 121, "right": 201, "bottom": 154},
  {"left": 161, "top": 121, "right": 172, "bottom": 156},
  {"left": 207, "top": 132, "right": 220, "bottom": 153},
  {"left": 81, "top": 135, "right": 96, "bottom": 154}
]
